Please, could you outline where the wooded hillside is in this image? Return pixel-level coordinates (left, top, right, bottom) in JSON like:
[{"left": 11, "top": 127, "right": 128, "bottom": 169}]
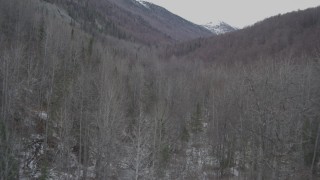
[{"left": 0, "top": 0, "right": 319, "bottom": 179}]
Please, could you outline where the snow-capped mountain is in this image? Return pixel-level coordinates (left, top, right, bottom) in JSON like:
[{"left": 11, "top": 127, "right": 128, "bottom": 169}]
[{"left": 203, "top": 21, "right": 237, "bottom": 35}]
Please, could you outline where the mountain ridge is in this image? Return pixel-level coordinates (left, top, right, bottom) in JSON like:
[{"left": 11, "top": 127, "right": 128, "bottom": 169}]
[
  {"left": 111, "top": 0, "right": 214, "bottom": 41},
  {"left": 1, "top": 0, "right": 320, "bottom": 179},
  {"left": 202, "top": 21, "right": 237, "bottom": 34},
  {"left": 165, "top": 6, "right": 320, "bottom": 63},
  {"left": 42, "top": 0, "right": 213, "bottom": 44}
]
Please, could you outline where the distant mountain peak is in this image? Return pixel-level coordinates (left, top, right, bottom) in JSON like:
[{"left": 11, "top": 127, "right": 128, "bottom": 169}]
[
  {"left": 206, "top": 20, "right": 224, "bottom": 25},
  {"left": 203, "top": 21, "right": 237, "bottom": 35}
]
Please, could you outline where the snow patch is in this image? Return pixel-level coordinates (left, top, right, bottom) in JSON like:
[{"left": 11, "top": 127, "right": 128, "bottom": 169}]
[
  {"left": 31, "top": 110, "right": 48, "bottom": 120},
  {"left": 202, "top": 122, "right": 208, "bottom": 128},
  {"left": 230, "top": 167, "right": 239, "bottom": 177},
  {"left": 136, "top": 0, "right": 150, "bottom": 9},
  {"left": 37, "top": 111, "right": 48, "bottom": 120}
]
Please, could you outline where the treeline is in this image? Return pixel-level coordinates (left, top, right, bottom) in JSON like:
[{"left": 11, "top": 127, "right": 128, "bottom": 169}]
[{"left": 0, "top": 0, "right": 320, "bottom": 179}]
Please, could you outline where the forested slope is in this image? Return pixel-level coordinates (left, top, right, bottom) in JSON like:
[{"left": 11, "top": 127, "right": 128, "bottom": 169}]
[
  {"left": 166, "top": 6, "right": 320, "bottom": 63},
  {"left": 0, "top": 0, "right": 319, "bottom": 179},
  {"left": 42, "top": 0, "right": 212, "bottom": 45}
]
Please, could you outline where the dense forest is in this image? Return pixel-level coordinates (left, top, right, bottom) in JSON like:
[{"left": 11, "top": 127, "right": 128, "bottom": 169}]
[
  {"left": 0, "top": 0, "right": 319, "bottom": 179},
  {"left": 165, "top": 6, "right": 320, "bottom": 63}
]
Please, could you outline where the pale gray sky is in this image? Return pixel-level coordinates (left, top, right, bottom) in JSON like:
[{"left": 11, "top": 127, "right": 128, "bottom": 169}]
[{"left": 143, "top": 0, "right": 320, "bottom": 28}]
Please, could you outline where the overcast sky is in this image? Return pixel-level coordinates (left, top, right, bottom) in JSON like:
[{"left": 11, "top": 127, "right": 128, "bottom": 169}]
[{"left": 143, "top": 0, "right": 320, "bottom": 28}]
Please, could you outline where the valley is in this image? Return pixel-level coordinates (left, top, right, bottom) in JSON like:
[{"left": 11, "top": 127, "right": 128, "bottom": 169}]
[{"left": 0, "top": 0, "right": 319, "bottom": 179}]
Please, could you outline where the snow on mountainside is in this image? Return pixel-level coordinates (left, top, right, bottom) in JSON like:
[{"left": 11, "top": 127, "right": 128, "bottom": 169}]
[
  {"left": 203, "top": 21, "right": 237, "bottom": 35},
  {"left": 136, "top": 0, "right": 149, "bottom": 8}
]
